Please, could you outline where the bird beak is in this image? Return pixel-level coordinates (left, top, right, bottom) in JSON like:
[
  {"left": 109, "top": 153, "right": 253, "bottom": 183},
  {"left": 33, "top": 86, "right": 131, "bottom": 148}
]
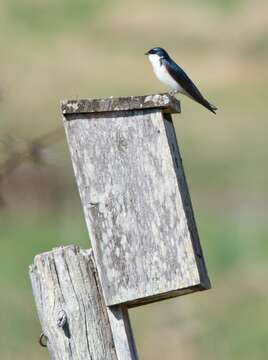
[{"left": 144, "top": 51, "right": 149, "bottom": 55}]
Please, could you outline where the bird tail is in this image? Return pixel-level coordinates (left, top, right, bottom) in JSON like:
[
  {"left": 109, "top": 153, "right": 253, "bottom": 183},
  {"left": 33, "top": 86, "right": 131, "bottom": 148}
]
[
  {"left": 201, "top": 99, "right": 217, "bottom": 114},
  {"left": 184, "top": 92, "right": 218, "bottom": 114}
]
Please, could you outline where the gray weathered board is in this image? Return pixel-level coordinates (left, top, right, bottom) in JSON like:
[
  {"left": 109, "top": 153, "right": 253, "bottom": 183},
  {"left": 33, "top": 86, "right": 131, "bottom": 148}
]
[
  {"left": 62, "top": 93, "right": 210, "bottom": 307},
  {"left": 29, "top": 246, "right": 138, "bottom": 360}
]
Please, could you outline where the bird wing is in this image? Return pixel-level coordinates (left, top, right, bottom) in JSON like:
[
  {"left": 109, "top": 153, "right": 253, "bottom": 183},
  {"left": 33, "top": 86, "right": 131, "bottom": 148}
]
[
  {"left": 164, "top": 59, "right": 204, "bottom": 100},
  {"left": 164, "top": 59, "right": 217, "bottom": 114}
]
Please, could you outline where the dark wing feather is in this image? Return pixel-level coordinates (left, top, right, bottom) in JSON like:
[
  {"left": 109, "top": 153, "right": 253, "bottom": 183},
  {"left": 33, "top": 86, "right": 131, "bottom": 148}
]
[{"left": 164, "top": 59, "right": 217, "bottom": 114}]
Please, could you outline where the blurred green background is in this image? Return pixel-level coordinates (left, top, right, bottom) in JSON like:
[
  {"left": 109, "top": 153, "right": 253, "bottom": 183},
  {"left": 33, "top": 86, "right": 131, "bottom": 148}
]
[{"left": 1, "top": 0, "right": 268, "bottom": 358}]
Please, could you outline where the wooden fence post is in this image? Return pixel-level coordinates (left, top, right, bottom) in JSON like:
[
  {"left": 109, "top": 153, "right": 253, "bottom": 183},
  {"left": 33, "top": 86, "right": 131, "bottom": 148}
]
[
  {"left": 29, "top": 246, "right": 138, "bottom": 359},
  {"left": 30, "top": 93, "right": 210, "bottom": 359}
]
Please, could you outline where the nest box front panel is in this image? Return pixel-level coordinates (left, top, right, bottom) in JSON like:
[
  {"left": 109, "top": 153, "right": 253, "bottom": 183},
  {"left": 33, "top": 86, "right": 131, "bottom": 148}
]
[{"left": 64, "top": 109, "right": 210, "bottom": 306}]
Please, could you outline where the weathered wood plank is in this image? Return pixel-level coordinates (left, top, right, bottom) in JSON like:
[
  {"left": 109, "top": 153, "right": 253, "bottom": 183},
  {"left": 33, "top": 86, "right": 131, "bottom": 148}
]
[
  {"left": 62, "top": 96, "right": 210, "bottom": 307},
  {"left": 163, "top": 113, "right": 210, "bottom": 287},
  {"left": 29, "top": 246, "right": 138, "bottom": 360},
  {"left": 61, "top": 93, "right": 181, "bottom": 115},
  {"left": 108, "top": 305, "right": 138, "bottom": 359}
]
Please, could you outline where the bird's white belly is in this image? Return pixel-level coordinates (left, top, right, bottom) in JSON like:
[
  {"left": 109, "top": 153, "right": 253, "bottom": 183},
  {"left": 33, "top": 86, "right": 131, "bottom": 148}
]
[{"left": 148, "top": 54, "right": 185, "bottom": 94}]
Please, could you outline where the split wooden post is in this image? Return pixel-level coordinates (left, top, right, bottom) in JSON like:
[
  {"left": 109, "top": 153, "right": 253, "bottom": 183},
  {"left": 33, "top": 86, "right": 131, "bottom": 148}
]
[
  {"left": 29, "top": 246, "right": 138, "bottom": 359},
  {"left": 29, "top": 93, "right": 211, "bottom": 359}
]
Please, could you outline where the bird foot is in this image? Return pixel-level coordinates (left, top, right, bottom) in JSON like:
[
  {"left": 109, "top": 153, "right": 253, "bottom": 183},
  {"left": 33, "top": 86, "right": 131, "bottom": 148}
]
[{"left": 168, "top": 90, "right": 177, "bottom": 97}]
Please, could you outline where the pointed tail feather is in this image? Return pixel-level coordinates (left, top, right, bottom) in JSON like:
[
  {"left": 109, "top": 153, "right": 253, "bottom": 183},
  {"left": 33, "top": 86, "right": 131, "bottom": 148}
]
[
  {"left": 184, "top": 91, "right": 218, "bottom": 114},
  {"left": 201, "top": 98, "right": 217, "bottom": 114}
]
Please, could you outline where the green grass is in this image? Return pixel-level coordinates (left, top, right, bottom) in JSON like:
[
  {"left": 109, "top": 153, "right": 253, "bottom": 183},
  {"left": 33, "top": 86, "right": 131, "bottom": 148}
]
[
  {"left": 0, "top": 214, "right": 88, "bottom": 358},
  {"left": 1, "top": 213, "right": 267, "bottom": 359},
  {"left": 4, "top": 0, "right": 104, "bottom": 35},
  {"left": 165, "top": 0, "right": 243, "bottom": 10}
]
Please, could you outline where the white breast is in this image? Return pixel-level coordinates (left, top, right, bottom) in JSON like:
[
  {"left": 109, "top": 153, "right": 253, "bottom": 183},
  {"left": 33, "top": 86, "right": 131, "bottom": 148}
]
[{"left": 148, "top": 54, "right": 186, "bottom": 94}]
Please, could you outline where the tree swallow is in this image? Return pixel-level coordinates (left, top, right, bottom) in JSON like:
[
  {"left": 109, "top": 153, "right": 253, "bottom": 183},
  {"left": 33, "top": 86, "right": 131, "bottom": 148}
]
[{"left": 145, "top": 47, "right": 217, "bottom": 114}]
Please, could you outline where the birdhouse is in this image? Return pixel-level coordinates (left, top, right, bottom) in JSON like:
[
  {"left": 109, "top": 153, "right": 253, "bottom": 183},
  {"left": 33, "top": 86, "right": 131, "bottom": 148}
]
[{"left": 61, "top": 93, "right": 210, "bottom": 307}]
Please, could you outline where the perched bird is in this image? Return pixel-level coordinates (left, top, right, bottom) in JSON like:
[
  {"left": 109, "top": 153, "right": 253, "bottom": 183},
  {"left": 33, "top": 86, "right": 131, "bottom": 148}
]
[{"left": 145, "top": 47, "right": 217, "bottom": 114}]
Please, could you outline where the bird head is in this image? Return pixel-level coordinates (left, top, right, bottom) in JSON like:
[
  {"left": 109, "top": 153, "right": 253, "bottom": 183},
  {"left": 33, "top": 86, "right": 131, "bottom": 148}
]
[{"left": 145, "top": 47, "right": 169, "bottom": 59}]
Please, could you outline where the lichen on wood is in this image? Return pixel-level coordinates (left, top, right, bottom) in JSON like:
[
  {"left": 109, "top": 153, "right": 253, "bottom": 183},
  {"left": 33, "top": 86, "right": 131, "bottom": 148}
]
[
  {"left": 61, "top": 93, "right": 181, "bottom": 115},
  {"left": 62, "top": 97, "right": 210, "bottom": 307}
]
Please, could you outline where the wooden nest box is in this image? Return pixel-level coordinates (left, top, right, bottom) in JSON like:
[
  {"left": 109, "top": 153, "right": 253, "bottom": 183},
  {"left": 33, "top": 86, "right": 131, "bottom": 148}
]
[{"left": 61, "top": 93, "right": 210, "bottom": 307}]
